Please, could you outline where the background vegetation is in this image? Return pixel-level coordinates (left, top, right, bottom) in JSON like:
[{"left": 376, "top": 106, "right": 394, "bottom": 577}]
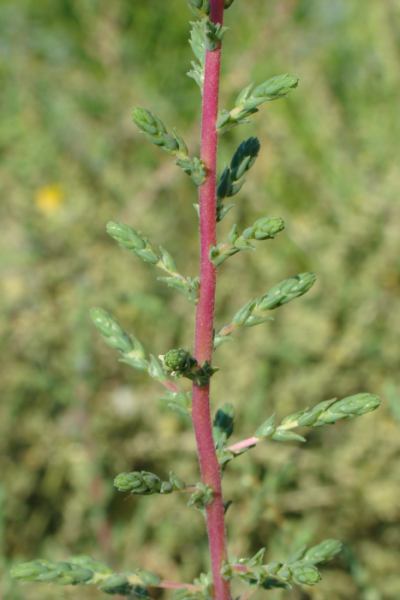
[{"left": 1, "top": 0, "right": 399, "bottom": 598}]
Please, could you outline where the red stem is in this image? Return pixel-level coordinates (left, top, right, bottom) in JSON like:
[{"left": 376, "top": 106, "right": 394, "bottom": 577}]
[{"left": 191, "top": 3, "right": 230, "bottom": 600}]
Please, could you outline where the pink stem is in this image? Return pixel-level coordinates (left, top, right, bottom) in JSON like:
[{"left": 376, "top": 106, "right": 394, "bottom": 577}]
[
  {"left": 227, "top": 436, "right": 260, "bottom": 454},
  {"left": 191, "top": 3, "right": 230, "bottom": 600}
]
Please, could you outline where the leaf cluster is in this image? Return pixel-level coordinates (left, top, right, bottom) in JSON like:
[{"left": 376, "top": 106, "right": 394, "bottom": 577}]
[{"left": 222, "top": 539, "right": 343, "bottom": 590}]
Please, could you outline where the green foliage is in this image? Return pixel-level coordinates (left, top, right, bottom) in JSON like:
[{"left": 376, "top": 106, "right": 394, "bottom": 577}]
[
  {"left": 222, "top": 539, "right": 342, "bottom": 590},
  {"left": 188, "top": 20, "right": 206, "bottom": 89},
  {"left": 2, "top": 1, "right": 397, "bottom": 599},
  {"left": 210, "top": 217, "right": 285, "bottom": 266},
  {"left": 187, "top": 484, "right": 214, "bottom": 512},
  {"left": 11, "top": 556, "right": 159, "bottom": 597},
  {"left": 258, "top": 393, "right": 381, "bottom": 444},
  {"left": 90, "top": 307, "right": 147, "bottom": 368},
  {"left": 188, "top": 0, "right": 210, "bottom": 17},
  {"left": 114, "top": 470, "right": 185, "bottom": 495},
  {"left": 132, "top": 108, "right": 206, "bottom": 185},
  {"left": 218, "top": 74, "right": 299, "bottom": 131},
  {"left": 217, "top": 137, "right": 260, "bottom": 221},
  {"left": 107, "top": 221, "right": 199, "bottom": 302},
  {"left": 215, "top": 273, "right": 316, "bottom": 345},
  {"left": 213, "top": 404, "right": 235, "bottom": 449}
]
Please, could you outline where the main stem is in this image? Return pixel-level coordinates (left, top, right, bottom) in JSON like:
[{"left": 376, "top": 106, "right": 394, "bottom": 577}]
[{"left": 192, "top": 3, "right": 230, "bottom": 600}]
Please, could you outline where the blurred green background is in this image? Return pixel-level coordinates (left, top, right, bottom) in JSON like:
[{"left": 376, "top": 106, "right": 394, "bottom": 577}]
[{"left": 1, "top": 0, "right": 400, "bottom": 598}]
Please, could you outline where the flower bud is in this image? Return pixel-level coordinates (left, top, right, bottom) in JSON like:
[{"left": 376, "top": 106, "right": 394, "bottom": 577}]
[{"left": 162, "top": 348, "right": 197, "bottom": 376}]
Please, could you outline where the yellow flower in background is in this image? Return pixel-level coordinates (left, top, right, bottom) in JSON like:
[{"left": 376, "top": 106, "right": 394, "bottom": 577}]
[{"left": 35, "top": 184, "right": 64, "bottom": 215}]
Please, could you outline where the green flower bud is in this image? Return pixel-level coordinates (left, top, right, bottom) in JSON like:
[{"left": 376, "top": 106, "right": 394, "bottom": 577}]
[
  {"left": 303, "top": 539, "right": 343, "bottom": 564},
  {"left": 162, "top": 348, "right": 197, "bottom": 376}
]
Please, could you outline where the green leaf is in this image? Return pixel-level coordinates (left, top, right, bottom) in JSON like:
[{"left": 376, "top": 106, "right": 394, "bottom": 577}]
[
  {"left": 187, "top": 0, "right": 210, "bottom": 16},
  {"left": 107, "top": 221, "right": 198, "bottom": 303},
  {"left": 303, "top": 539, "right": 343, "bottom": 564},
  {"left": 132, "top": 108, "right": 206, "bottom": 185},
  {"left": 255, "top": 415, "right": 276, "bottom": 438},
  {"left": 290, "top": 563, "right": 321, "bottom": 586},
  {"left": 213, "top": 404, "right": 235, "bottom": 448},
  {"left": 210, "top": 216, "right": 285, "bottom": 266},
  {"left": 161, "top": 390, "right": 192, "bottom": 417},
  {"left": 90, "top": 308, "right": 145, "bottom": 361},
  {"left": 218, "top": 74, "right": 299, "bottom": 131},
  {"left": 114, "top": 471, "right": 186, "bottom": 496},
  {"left": 188, "top": 483, "right": 214, "bottom": 511},
  {"left": 272, "top": 430, "right": 306, "bottom": 443},
  {"left": 217, "top": 137, "right": 260, "bottom": 221},
  {"left": 204, "top": 21, "right": 228, "bottom": 51},
  {"left": 314, "top": 393, "right": 380, "bottom": 425},
  {"left": 255, "top": 272, "right": 317, "bottom": 312}
]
